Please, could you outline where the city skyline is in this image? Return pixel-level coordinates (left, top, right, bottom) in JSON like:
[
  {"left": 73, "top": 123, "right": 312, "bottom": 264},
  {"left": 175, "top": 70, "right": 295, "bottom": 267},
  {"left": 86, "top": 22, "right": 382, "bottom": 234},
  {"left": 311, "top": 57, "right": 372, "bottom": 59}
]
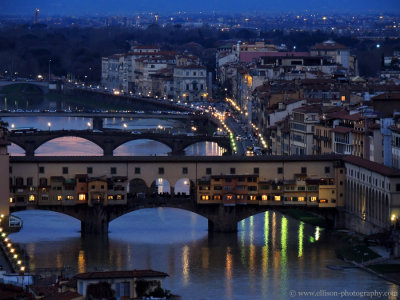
[{"left": 1, "top": 0, "right": 400, "bottom": 16}]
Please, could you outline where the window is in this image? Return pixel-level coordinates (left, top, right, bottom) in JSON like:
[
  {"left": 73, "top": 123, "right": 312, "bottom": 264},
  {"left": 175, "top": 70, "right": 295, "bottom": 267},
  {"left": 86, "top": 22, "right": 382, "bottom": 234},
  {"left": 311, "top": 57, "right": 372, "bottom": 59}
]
[
  {"left": 135, "top": 167, "right": 141, "bottom": 174},
  {"left": 262, "top": 195, "right": 268, "bottom": 201},
  {"left": 225, "top": 178, "right": 232, "bottom": 183},
  {"left": 87, "top": 167, "right": 93, "bottom": 174},
  {"left": 396, "top": 184, "right": 400, "bottom": 192},
  {"left": 66, "top": 195, "right": 74, "bottom": 200},
  {"left": 213, "top": 195, "right": 221, "bottom": 200},
  {"left": 298, "top": 197, "right": 305, "bottom": 202},
  {"left": 230, "top": 168, "right": 236, "bottom": 174},
  {"left": 159, "top": 167, "right": 164, "bottom": 175},
  {"left": 301, "top": 167, "right": 307, "bottom": 174},
  {"left": 79, "top": 194, "right": 86, "bottom": 201},
  {"left": 261, "top": 185, "right": 269, "bottom": 190},
  {"left": 214, "top": 186, "right": 222, "bottom": 190},
  {"left": 108, "top": 195, "right": 114, "bottom": 200},
  {"left": 28, "top": 195, "right": 35, "bottom": 202},
  {"left": 111, "top": 167, "right": 117, "bottom": 175},
  {"left": 274, "top": 195, "right": 281, "bottom": 201},
  {"left": 101, "top": 185, "right": 105, "bottom": 189},
  {"left": 182, "top": 167, "right": 188, "bottom": 174},
  {"left": 325, "top": 166, "right": 330, "bottom": 174},
  {"left": 278, "top": 167, "right": 283, "bottom": 174},
  {"left": 27, "top": 177, "right": 33, "bottom": 186},
  {"left": 206, "top": 168, "right": 212, "bottom": 175},
  {"left": 41, "top": 195, "right": 48, "bottom": 201},
  {"left": 249, "top": 195, "right": 257, "bottom": 200},
  {"left": 62, "top": 167, "right": 68, "bottom": 174},
  {"left": 57, "top": 195, "right": 62, "bottom": 201},
  {"left": 39, "top": 177, "right": 47, "bottom": 187},
  {"left": 186, "top": 84, "right": 189, "bottom": 90},
  {"left": 91, "top": 185, "right": 95, "bottom": 189},
  {"left": 9, "top": 197, "right": 14, "bottom": 203},
  {"left": 201, "top": 195, "right": 209, "bottom": 200},
  {"left": 310, "top": 196, "right": 317, "bottom": 202},
  {"left": 248, "top": 186, "right": 257, "bottom": 191},
  {"left": 254, "top": 168, "right": 259, "bottom": 174},
  {"left": 39, "top": 166, "right": 45, "bottom": 174}
]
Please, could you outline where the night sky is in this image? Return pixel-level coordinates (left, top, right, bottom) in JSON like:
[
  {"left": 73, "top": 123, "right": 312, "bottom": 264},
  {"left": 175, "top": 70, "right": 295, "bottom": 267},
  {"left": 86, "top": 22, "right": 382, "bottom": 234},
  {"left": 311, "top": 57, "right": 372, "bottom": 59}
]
[{"left": 1, "top": 0, "right": 399, "bottom": 15}]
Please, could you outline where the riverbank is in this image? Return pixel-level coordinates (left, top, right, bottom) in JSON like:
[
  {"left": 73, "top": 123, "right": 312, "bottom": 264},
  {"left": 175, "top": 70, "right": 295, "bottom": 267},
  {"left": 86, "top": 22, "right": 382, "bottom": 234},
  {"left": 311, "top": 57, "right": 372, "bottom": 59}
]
[{"left": 334, "top": 230, "right": 400, "bottom": 286}]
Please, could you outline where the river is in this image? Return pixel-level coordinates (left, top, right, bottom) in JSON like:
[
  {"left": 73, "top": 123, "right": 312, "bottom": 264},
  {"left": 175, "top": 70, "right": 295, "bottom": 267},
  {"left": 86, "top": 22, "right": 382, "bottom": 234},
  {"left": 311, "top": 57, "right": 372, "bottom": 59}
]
[{"left": 4, "top": 115, "right": 400, "bottom": 299}]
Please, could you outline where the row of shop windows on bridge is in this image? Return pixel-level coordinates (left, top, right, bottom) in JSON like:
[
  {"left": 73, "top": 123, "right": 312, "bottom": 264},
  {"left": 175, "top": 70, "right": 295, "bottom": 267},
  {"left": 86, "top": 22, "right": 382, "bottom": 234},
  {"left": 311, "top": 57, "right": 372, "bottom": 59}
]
[{"left": 197, "top": 174, "right": 338, "bottom": 207}]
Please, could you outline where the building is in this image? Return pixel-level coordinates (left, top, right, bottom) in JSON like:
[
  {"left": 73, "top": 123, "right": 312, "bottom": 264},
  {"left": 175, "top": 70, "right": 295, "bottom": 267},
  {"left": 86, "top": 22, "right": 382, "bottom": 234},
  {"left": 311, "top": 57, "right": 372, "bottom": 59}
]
[
  {"left": 173, "top": 65, "right": 208, "bottom": 102},
  {"left": 75, "top": 269, "right": 168, "bottom": 300}
]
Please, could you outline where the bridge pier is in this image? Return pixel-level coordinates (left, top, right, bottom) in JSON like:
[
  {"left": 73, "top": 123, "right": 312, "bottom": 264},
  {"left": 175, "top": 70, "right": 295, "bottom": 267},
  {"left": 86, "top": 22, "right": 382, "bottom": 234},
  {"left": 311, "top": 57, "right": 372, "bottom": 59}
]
[
  {"left": 80, "top": 206, "right": 110, "bottom": 235},
  {"left": 206, "top": 205, "right": 239, "bottom": 233}
]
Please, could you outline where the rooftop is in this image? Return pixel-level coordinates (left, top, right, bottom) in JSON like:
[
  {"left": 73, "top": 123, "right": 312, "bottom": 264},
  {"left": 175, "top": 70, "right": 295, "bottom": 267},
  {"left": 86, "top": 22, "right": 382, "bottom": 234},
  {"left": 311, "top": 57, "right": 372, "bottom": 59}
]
[{"left": 74, "top": 269, "right": 168, "bottom": 280}]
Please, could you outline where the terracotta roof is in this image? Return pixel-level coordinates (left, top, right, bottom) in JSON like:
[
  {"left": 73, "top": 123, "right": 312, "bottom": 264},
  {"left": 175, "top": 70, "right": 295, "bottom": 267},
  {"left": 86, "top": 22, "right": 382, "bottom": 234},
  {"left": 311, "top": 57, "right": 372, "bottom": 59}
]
[
  {"left": 29, "top": 286, "right": 58, "bottom": 297},
  {"left": 332, "top": 126, "right": 352, "bottom": 134},
  {"left": 343, "top": 156, "right": 400, "bottom": 177},
  {"left": 311, "top": 41, "right": 348, "bottom": 50},
  {"left": 74, "top": 269, "right": 168, "bottom": 280},
  {"left": 41, "top": 291, "right": 82, "bottom": 300},
  {"left": 240, "top": 51, "right": 309, "bottom": 63},
  {"left": 372, "top": 92, "right": 400, "bottom": 100}
]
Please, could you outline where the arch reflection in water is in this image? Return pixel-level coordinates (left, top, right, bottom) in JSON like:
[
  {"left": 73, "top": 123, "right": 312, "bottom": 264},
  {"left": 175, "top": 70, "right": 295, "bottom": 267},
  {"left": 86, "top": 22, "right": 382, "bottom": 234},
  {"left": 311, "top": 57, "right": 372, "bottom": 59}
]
[
  {"left": 35, "top": 137, "right": 103, "bottom": 156},
  {"left": 8, "top": 209, "right": 399, "bottom": 299},
  {"left": 9, "top": 142, "right": 25, "bottom": 156},
  {"left": 184, "top": 141, "right": 225, "bottom": 156},
  {"left": 114, "top": 139, "right": 170, "bottom": 156}
]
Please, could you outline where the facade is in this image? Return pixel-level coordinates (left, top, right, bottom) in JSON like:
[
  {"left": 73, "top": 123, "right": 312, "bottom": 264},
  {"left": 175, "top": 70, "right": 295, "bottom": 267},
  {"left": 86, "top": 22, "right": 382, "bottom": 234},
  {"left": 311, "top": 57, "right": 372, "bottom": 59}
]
[
  {"left": 173, "top": 65, "right": 208, "bottom": 102},
  {"left": 75, "top": 269, "right": 168, "bottom": 300}
]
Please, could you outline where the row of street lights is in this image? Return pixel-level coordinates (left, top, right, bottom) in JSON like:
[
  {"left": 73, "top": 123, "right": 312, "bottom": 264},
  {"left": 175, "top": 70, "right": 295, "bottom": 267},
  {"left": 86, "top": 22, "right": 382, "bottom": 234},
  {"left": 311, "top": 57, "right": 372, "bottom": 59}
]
[{"left": 0, "top": 214, "right": 26, "bottom": 273}]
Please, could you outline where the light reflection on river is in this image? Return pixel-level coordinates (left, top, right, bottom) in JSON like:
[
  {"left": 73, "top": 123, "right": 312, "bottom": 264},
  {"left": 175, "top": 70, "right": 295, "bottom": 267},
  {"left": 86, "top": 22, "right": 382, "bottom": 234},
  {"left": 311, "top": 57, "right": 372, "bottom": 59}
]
[{"left": 9, "top": 209, "right": 399, "bottom": 300}]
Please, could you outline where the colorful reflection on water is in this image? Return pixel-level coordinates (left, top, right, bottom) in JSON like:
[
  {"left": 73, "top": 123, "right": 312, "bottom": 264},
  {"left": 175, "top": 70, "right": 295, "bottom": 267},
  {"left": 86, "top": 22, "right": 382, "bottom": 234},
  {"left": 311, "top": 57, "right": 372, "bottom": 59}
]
[{"left": 9, "top": 209, "right": 399, "bottom": 300}]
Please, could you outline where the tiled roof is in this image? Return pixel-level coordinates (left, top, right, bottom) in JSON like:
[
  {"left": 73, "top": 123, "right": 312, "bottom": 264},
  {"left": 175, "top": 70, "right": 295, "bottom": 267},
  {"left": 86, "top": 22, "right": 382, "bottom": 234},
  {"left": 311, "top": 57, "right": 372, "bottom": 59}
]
[
  {"left": 74, "top": 269, "right": 168, "bottom": 280},
  {"left": 240, "top": 51, "right": 309, "bottom": 63},
  {"left": 332, "top": 126, "right": 352, "bottom": 134},
  {"left": 343, "top": 156, "right": 400, "bottom": 177},
  {"left": 41, "top": 291, "right": 82, "bottom": 300},
  {"left": 10, "top": 155, "right": 344, "bottom": 164}
]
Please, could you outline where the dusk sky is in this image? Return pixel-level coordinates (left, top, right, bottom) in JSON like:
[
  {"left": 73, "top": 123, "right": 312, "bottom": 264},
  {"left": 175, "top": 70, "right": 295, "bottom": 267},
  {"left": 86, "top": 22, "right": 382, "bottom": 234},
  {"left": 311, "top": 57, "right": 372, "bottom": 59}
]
[{"left": 1, "top": 0, "right": 400, "bottom": 15}]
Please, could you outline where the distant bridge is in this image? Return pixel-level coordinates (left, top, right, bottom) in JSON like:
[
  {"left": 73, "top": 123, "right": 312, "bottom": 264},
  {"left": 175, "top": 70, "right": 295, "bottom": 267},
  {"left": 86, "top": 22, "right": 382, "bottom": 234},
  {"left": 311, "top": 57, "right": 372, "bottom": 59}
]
[
  {"left": 8, "top": 130, "right": 231, "bottom": 156},
  {"left": 0, "top": 80, "right": 49, "bottom": 92}
]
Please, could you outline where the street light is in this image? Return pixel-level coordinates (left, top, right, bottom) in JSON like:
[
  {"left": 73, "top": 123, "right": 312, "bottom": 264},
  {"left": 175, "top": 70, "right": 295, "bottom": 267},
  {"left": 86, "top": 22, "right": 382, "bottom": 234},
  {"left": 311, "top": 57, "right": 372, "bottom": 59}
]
[
  {"left": 87, "top": 122, "right": 91, "bottom": 130},
  {"left": 123, "top": 123, "right": 127, "bottom": 130},
  {"left": 48, "top": 59, "right": 52, "bottom": 81},
  {"left": 48, "top": 122, "right": 51, "bottom": 131}
]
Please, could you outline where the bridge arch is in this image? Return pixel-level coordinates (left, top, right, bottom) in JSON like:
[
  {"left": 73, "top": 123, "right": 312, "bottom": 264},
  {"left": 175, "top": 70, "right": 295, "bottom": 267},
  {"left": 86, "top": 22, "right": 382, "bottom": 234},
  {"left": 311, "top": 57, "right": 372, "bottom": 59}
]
[
  {"left": 174, "top": 178, "right": 195, "bottom": 195},
  {"left": 114, "top": 139, "right": 171, "bottom": 156},
  {"left": 36, "top": 136, "right": 103, "bottom": 156},
  {"left": 128, "top": 178, "right": 148, "bottom": 197},
  {"left": 8, "top": 143, "right": 25, "bottom": 156},
  {"left": 150, "top": 178, "right": 171, "bottom": 195},
  {"left": 184, "top": 141, "right": 227, "bottom": 156}
]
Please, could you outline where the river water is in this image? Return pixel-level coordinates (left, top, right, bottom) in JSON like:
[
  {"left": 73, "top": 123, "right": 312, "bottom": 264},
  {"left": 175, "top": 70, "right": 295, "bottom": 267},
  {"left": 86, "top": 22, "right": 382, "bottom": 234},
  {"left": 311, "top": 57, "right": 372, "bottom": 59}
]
[{"left": 4, "top": 115, "right": 400, "bottom": 299}]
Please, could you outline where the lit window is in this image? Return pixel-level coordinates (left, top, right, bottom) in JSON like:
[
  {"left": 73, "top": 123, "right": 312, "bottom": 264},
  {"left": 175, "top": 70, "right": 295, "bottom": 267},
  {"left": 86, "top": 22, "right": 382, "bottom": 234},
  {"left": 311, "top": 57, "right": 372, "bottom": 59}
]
[
  {"left": 319, "top": 199, "right": 327, "bottom": 203},
  {"left": 226, "top": 195, "right": 233, "bottom": 200},
  {"left": 66, "top": 195, "right": 74, "bottom": 200},
  {"left": 9, "top": 197, "right": 14, "bottom": 203},
  {"left": 57, "top": 195, "right": 62, "bottom": 201},
  {"left": 274, "top": 195, "right": 281, "bottom": 201},
  {"left": 298, "top": 197, "right": 305, "bottom": 202},
  {"left": 262, "top": 195, "right": 268, "bottom": 201},
  {"left": 310, "top": 196, "right": 317, "bottom": 202},
  {"left": 116, "top": 195, "right": 122, "bottom": 200},
  {"left": 28, "top": 195, "right": 35, "bottom": 202},
  {"left": 249, "top": 195, "right": 257, "bottom": 200},
  {"left": 213, "top": 195, "right": 221, "bottom": 200},
  {"left": 201, "top": 195, "right": 209, "bottom": 200},
  {"left": 79, "top": 194, "right": 86, "bottom": 201},
  {"left": 108, "top": 195, "right": 114, "bottom": 200}
]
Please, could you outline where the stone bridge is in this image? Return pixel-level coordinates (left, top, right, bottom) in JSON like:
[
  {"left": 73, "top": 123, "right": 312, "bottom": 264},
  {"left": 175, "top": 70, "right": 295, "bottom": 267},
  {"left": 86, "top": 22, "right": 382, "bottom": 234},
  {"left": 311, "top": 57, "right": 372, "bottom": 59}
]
[
  {"left": 0, "top": 80, "right": 49, "bottom": 93},
  {"left": 8, "top": 130, "right": 231, "bottom": 156},
  {"left": 10, "top": 197, "right": 338, "bottom": 234}
]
